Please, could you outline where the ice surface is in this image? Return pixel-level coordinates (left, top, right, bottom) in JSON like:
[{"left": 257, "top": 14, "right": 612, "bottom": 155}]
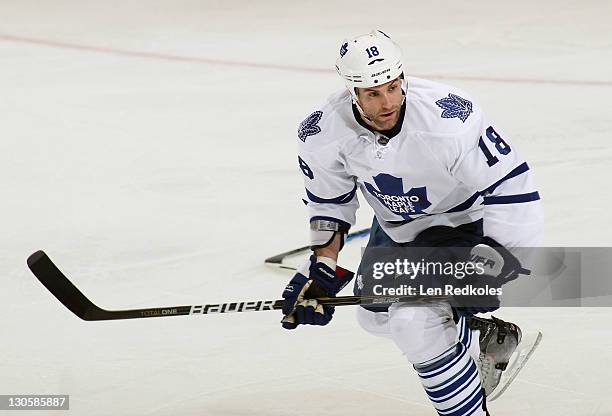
[{"left": 1, "top": 1, "right": 611, "bottom": 414}]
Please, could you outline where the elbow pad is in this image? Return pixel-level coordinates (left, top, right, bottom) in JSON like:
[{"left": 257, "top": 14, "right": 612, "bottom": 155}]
[{"left": 310, "top": 219, "right": 350, "bottom": 251}]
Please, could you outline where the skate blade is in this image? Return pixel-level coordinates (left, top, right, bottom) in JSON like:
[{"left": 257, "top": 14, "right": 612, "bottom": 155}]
[{"left": 488, "top": 331, "right": 543, "bottom": 401}]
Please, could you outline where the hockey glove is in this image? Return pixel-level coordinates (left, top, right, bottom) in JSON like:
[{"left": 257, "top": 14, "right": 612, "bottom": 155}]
[
  {"left": 471, "top": 237, "right": 530, "bottom": 282},
  {"left": 458, "top": 237, "right": 531, "bottom": 315},
  {"left": 281, "top": 255, "right": 350, "bottom": 330}
]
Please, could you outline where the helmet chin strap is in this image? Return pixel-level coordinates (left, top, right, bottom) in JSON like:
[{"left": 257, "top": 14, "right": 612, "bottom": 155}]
[{"left": 352, "top": 97, "right": 373, "bottom": 122}]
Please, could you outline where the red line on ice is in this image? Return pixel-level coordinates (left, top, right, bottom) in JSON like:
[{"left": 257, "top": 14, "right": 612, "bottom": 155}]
[{"left": 2, "top": 33, "right": 610, "bottom": 87}]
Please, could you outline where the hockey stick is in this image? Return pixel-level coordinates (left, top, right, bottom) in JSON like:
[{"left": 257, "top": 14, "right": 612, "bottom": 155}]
[
  {"left": 264, "top": 227, "right": 370, "bottom": 270},
  {"left": 27, "top": 250, "right": 406, "bottom": 322}
]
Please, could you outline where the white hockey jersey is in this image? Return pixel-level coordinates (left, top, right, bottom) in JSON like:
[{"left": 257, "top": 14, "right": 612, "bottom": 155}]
[{"left": 297, "top": 77, "right": 543, "bottom": 248}]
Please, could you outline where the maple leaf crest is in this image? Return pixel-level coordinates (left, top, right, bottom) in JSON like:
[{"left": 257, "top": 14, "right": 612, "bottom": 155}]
[
  {"left": 298, "top": 111, "right": 323, "bottom": 142},
  {"left": 364, "top": 174, "right": 431, "bottom": 220},
  {"left": 435, "top": 93, "right": 473, "bottom": 123},
  {"left": 339, "top": 42, "right": 348, "bottom": 58}
]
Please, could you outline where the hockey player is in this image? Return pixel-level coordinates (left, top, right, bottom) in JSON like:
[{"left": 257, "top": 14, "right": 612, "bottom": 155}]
[{"left": 281, "top": 30, "right": 543, "bottom": 415}]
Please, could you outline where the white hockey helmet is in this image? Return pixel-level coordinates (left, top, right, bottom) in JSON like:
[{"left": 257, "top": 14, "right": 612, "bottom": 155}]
[{"left": 335, "top": 30, "right": 404, "bottom": 101}]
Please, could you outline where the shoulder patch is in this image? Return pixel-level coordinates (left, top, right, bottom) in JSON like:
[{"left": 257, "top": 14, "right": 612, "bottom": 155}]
[
  {"left": 435, "top": 93, "right": 473, "bottom": 123},
  {"left": 298, "top": 111, "right": 323, "bottom": 142}
]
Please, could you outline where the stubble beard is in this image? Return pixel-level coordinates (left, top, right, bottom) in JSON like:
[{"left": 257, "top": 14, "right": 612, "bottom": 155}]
[{"left": 368, "top": 109, "right": 400, "bottom": 131}]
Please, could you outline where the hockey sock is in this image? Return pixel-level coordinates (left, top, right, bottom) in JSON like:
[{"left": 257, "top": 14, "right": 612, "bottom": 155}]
[
  {"left": 414, "top": 343, "right": 486, "bottom": 416},
  {"left": 457, "top": 314, "right": 481, "bottom": 362}
]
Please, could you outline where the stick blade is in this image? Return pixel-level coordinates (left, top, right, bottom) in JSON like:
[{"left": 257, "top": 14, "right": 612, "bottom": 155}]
[
  {"left": 27, "top": 250, "right": 101, "bottom": 321},
  {"left": 264, "top": 228, "right": 370, "bottom": 271}
]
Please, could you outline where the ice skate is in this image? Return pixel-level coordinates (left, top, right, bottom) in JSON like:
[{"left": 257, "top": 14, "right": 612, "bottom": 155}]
[{"left": 469, "top": 315, "right": 542, "bottom": 401}]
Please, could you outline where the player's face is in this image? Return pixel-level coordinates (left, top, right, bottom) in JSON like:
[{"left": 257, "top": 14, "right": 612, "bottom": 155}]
[{"left": 356, "top": 78, "right": 403, "bottom": 131}]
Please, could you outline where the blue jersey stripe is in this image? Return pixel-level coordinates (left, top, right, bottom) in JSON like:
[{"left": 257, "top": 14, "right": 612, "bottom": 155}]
[
  {"left": 445, "top": 192, "right": 481, "bottom": 213},
  {"left": 305, "top": 183, "right": 357, "bottom": 204},
  {"left": 481, "top": 162, "right": 530, "bottom": 195},
  {"left": 444, "top": 162, "right": 532, "bottom": 214},
  {"left": 483, "top": 191, "right": 540, "bottom": 205}
]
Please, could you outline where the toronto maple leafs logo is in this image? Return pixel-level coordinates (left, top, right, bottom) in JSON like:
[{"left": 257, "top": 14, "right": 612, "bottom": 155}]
[
  {"left": 298, "top": 111, "right": 323, "bottom": 142},
  {"left": 339, "top": 42, "right": 348, "bottom": 57},
  {"left": 435, "top": 93, "right": 473, "bottom": 123},
  {"left": 364, "top": 174, "right": 431, "bottom": 220}
]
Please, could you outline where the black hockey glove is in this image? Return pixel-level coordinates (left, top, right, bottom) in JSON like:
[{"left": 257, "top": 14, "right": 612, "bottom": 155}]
[
  {"left": 470, "top": 236, "right": 530, "bottom": 282},
  {"left": 457, "top": 237, "right": 531, "bottom": 316}
]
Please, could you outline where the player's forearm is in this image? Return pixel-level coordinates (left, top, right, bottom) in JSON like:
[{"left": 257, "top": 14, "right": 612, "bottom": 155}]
[{"left": 313, "top": 232, "right": 342, "bottom": 262}]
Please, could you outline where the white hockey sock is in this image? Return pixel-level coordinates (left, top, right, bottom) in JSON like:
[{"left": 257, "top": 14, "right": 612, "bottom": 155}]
[
  {"left": 414, "top": 343, "right": 486, "bottom": 416},
  {"left": 457, "top": 315, "right": 481, "bottom": 362}
]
